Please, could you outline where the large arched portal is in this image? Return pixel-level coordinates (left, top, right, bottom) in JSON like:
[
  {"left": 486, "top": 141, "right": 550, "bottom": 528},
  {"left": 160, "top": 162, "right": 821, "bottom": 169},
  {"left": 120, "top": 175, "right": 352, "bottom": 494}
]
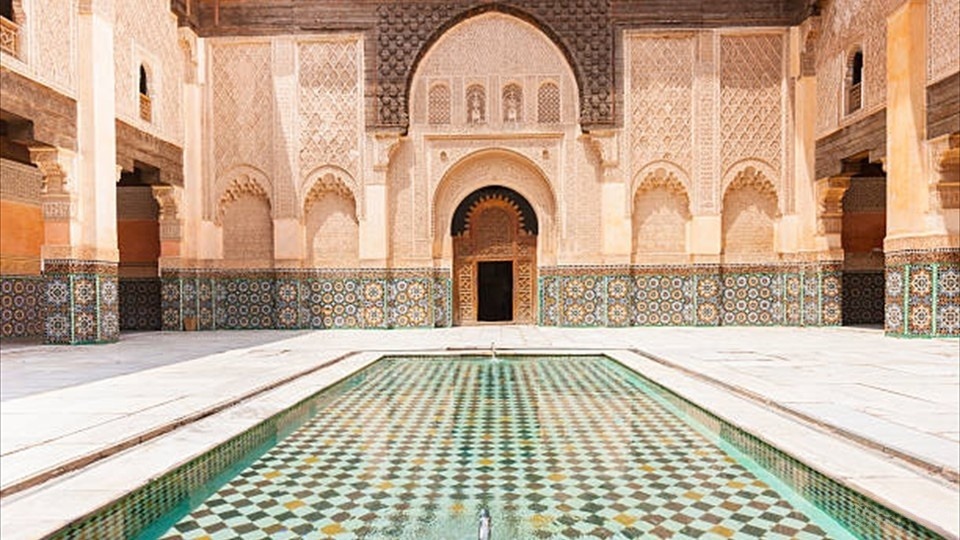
[{"left": 452, "top": 186, "right": 537, "bottom": 325}]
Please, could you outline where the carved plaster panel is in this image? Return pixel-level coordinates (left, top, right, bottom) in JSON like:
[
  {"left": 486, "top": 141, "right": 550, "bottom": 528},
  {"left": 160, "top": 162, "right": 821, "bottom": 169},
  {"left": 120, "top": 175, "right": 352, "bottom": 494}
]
[
  {"left": 376, "top": 2, "right": 611, "bottom": 128},
  {"left": 114, "top": 0, "right": 185, "bottom": 145},
  {"left": 425, "top": 136, "right": 561, "bottom": 192},
  {"left": 26, "top": 0, "right": 76, "bottom": 95},
  {"left": 209, "top": 41, "right": 274, "bottom": 218},
  {"left": 816, "top": 0, "right": 889, "bottom": 136},
  {"left": 720, "top": 33, "right": 784, "bottom": 186},
  {"left": 410, "top": 13, "right": 578, "bottom": 130},
  {"left": 928, "top": 0, "right": 960, "bottom": 84},
  {"left": 627, "top": 33, "right": 695, "bottom": 189},
  {"left": 298, "top": 37, "right": 362, "bottom": 188}
]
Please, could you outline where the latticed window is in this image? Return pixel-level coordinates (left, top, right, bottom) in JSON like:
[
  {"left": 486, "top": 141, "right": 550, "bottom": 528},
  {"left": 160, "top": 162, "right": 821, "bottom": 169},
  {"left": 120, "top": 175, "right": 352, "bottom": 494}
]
[
  {"left": 538, "top": 82, "right": 560, "bottom": 123},
  {"left": 845, "top": 48, "right": 863, "bottom": 115},
  {"left": 428, "top": 84, "right": 450, "bottom": 125},
  {"left": 502, "top": 83, "right": 522, "bottom": 122},
  {"left": 466, "top": 84, "right": 485, "bottom": 124}
]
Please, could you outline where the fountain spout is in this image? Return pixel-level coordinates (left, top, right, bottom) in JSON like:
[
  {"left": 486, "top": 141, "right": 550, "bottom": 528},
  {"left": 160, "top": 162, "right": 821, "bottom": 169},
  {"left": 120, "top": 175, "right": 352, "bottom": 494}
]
[{"left": 478, "top": 508, "right": 492, "bottom": 540}]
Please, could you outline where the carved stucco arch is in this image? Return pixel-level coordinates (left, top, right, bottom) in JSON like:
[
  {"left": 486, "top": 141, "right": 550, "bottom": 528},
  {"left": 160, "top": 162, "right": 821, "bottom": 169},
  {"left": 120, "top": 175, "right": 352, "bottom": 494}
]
[
  {"left": 396, "top": 5, "right": 590, "bottom": 129},
  {"left": 630, "top": 161, "right": 692, "bottom": 215},
  {"left": 721, "top": 159, "right": 781, "bottom": 213},
  {"left": 408, "top": 10, "right": 580, "bottom": 128},
  {"left": 213, "top": 165, "right": 273, "bottom": 226},
  {"left": 722, "top": 165, "right": 781, "bottom": 217},
  {"left": 301, "top": 165, "right": 361, "bottom": 219},
  {"left": 433, "top": 148, "right": 557, "bottom": 265}
]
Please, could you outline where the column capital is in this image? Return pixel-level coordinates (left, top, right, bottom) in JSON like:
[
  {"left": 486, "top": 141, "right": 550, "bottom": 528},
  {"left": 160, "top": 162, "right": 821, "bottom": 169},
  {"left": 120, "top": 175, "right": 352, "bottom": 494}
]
[{"left": 28, "top": 146, "right": 73, "bottom": 194}]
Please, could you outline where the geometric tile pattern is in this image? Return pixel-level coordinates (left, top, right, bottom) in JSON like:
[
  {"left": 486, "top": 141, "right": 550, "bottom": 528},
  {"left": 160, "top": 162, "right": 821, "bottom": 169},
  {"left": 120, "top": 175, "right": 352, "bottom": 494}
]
[
  {"left": 540, "top": 264, "right": 842, "bottom": 328},
  {"left": 158, "top": 269, "right": 452, "bottom": 331},
  {"left": 157, "top": 357, "right": 847, "bottom": 540},
  {"left": 119, "top": 278, "right": 162, "bottom": 331},
  {"left": 0, "top": 276, "right": 44, "bottom": 338},
  {"left": 635, "top": 273, "right": 696, "bottom": 326},
  {"left": 885, "top": 249, "right": 960, "bottom": 337},
  {"left": 841, "top": 272, "right": 885, "bottom": 325},
  {"left": 47, "top": 356, "right": 944, "bottom": 540},
  {"left": 42, "top": 259, "right": 119, "bottom": 344},
  {"left": 720, "top": 272, "right": 781, "bottom": 325}
]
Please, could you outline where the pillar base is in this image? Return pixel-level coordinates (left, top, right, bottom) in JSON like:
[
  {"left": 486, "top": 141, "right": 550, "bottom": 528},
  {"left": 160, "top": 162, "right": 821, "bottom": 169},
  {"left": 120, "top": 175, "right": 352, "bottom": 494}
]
[{"left": 43, "top": 259, "right": 119, "bottom": 344}]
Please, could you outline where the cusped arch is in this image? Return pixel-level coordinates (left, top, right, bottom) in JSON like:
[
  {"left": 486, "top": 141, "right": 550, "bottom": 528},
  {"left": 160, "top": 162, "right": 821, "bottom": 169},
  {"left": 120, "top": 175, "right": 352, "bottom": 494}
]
[
  {"left": 722, "top": 165, "right": 780, "bottom": 214},
  {"left": 721, "top": 160, "right": 779, "bottom": 206},
  {"left": 721, "top": 165, "right": 781, "bottom": 259},
  {"left": 214, "top": 165, "right": 273, "bottom": 226},
  {"left": 407, "top": 7, "right": 583, "bottom": 114},
  {"left": 433, "top": 148, "right": 557, "bottom": 263},
  {"left": 453, "top": 186, "right": 539, "bottom": 237},
  {"left": 301, "top": 165, "right": 361, "bottom": 219},
  {"left": 630, "top": 161, "right": 692, "bottom": 212}
]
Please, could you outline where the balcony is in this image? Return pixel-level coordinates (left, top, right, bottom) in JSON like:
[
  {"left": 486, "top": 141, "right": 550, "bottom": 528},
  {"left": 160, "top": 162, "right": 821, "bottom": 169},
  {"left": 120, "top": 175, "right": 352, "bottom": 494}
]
[
  {"left": 0, "top": 17, "right": 19, "bottom": 58},
  {"left": 139, "top": 93, "right": 152, "bottom": 123},
  {"left": 846, "top": 82, "right": 862, "bottom": 115}
]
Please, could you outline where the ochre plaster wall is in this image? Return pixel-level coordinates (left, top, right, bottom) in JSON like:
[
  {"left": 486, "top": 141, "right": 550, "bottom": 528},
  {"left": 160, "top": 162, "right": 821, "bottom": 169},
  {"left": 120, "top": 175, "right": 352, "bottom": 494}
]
[{"left": 0, "top": 200, "right": 43, "bottom": 275}]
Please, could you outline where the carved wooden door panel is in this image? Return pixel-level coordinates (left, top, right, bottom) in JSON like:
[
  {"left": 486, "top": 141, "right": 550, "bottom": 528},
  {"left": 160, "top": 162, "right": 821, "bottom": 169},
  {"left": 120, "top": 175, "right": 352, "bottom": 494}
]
[{"left": 453, "top": 196, "right": 536, "bottom": 325}]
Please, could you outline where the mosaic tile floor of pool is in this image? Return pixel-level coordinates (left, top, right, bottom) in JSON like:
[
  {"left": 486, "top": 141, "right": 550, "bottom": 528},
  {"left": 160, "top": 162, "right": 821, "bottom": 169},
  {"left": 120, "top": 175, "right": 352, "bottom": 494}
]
[{"left": 156, "top": 357, "right": 854, "bottom": 540}]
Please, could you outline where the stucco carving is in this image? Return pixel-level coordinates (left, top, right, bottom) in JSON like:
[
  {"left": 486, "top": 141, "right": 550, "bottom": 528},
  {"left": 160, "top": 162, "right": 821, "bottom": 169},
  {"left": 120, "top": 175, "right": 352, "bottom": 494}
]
[
  {"left": 816, "top": 0, "right": 888, "bottom": 135},
  {"left": 628, "top": 33, "right": 695, "bottom": 184},
  {"left": 214, "top": 168, "right": 272, "bottom": 226},
  {"left": 722, "top": 168, "right": 780, "bottom": 258},
  {"left": 537, "top": 82, "right": 560, "bottom": 123},
  {"left": 410, "top": 13, "right": 578, "bottom": 129},
  {"left": 376, "top": 2, "right": 609, "bottom": 128},
  {"left": 114, "top": 0, "right": 184, "bottom": 144},
  {"left": 633, "top": 170, "right": 692, "bottom": 257},
  {"left": 720, "top": 34, "right": 784, "bottom": 184},
  {"left": 210, "top": 42, "right": 273, "bottom": 186},
  {"left": 433, "top": 149, "right": 557, "bottom": 262},
  {"left": 306, "top": 190, "right": 358, "bottom": 267},
  {"left": 298, "top": 38, "right": 362, "bottom": 185},
  {"left": 31, "top": 0, "right": 76, "bottom": 94},
  {"left": 302, "top": 169, "right": 358, "bottom": 216},
  {"left": 928, "top": 0, "right": 960, "bottom": 84}
]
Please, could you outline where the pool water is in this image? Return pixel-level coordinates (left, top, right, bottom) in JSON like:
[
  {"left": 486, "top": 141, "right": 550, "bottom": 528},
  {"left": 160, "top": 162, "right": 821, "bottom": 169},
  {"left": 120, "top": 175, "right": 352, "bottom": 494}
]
[{"left": 153, "top": 356, "right": 856, "bottom": 539}]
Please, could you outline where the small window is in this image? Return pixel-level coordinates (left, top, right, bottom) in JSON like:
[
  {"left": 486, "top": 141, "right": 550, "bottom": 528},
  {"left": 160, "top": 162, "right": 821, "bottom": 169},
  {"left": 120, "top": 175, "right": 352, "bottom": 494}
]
[
  {"left": 466, "top": 84, "right": 485, "bottom": 124},
  {"left": 845, "top": 48, "right": 863, "bottom": 115},
  {"left": 428, "top": 83, "right": 450, "bottom": 125},
  {"left": 139, "top": 65, "right": 149, "bottom": 96},
  {"left": 139, "top": 64, "right": 152, "bottom": 122},
  {"left": 537, "top": 82, "right": 560, "bottom": 123},
  {"left": 0, "top": 0, "right": 13, "bottom": 21}
]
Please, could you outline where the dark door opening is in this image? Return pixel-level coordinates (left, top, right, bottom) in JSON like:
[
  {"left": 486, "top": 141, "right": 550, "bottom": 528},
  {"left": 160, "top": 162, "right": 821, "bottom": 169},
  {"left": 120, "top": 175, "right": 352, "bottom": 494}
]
[{"left": 477, "top": 261, "right": 513, "bottom": 322}]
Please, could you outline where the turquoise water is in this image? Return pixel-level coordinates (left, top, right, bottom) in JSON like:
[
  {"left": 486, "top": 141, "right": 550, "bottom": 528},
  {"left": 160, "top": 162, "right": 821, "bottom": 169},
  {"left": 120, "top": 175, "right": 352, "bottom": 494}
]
[{"left": 150, "top": 356, "right": 857, "bottom": 539}]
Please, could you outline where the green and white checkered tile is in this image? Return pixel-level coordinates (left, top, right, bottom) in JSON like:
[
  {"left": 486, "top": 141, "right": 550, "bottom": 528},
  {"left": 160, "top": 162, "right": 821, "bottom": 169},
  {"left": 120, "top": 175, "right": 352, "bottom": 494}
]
[{"left": 158, "top": 357, "right": 850, "bottom": 540}]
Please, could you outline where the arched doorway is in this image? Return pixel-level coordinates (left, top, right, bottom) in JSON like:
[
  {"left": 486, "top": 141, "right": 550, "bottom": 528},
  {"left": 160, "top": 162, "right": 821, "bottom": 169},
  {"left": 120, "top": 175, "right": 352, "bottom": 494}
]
[{"left": 452, "top": 186, "right": 537, "bottom": 325}]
